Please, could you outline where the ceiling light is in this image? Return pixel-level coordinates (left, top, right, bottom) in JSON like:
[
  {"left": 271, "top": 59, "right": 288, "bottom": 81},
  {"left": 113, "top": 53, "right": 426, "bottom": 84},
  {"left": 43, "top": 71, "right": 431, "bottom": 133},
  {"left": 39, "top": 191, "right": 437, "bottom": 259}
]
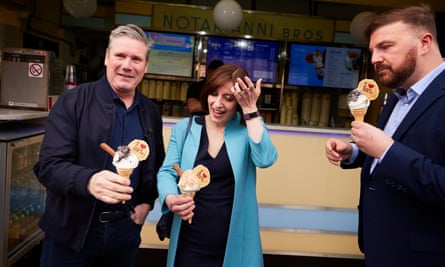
[
  {"left": 213, "top": 0, "right": 243, "bottom": 31},
  {"left": 63, "top": 0, "right": 97, "bottom": 18}
]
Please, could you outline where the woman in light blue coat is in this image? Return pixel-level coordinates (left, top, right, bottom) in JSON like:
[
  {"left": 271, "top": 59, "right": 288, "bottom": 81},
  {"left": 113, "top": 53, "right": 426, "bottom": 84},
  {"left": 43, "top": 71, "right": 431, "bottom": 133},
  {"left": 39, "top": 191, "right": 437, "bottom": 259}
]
[{"left": 157, "top": 64, "right": 278, "bottom": 267}]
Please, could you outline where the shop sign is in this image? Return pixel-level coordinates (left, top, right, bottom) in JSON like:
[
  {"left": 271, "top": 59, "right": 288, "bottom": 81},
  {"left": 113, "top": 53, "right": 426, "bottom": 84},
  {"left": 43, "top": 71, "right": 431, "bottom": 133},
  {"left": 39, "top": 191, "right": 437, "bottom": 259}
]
[{"left": 151, "top": 4, "right": 334, "bottom": 42}]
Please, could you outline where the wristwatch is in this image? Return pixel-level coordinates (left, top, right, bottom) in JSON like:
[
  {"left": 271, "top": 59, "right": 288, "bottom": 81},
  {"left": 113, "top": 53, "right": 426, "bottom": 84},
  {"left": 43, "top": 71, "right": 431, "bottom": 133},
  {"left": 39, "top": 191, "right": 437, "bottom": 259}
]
[{"left": 243, "top": 110, "right": 260, "bottom": 120}]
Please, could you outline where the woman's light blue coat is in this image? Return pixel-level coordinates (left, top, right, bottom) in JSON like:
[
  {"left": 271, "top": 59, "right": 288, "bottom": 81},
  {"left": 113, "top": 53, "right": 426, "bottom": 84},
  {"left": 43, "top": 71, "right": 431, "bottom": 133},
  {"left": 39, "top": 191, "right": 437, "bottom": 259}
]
[{"left": 157, "top": 113, "right": 278, "bottom": 267}]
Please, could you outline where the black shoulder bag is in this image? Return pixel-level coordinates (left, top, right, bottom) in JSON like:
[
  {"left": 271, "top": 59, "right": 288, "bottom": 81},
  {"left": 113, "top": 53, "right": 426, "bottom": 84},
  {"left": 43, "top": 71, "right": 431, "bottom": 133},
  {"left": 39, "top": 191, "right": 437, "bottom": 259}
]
[{"left": 156, "top": 117, "right": 193, "bottom": 241}]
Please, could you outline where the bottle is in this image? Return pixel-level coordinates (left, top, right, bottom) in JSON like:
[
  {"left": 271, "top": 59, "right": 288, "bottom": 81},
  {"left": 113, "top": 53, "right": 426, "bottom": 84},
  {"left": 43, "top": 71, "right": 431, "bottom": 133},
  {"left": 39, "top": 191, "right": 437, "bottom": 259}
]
[
  {"left": 64, "top": 64, "right": 77, "bottom": 90},
  {"left": 318, "top": 93, "right": 331, "bottom": 127}
]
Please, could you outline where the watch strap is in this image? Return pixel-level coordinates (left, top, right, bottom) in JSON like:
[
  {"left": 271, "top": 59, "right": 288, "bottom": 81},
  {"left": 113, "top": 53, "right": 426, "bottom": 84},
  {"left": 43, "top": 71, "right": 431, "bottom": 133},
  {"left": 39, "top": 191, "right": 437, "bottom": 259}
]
[{"left": 243, "top": 111, "right": 260, "bottom": 120}]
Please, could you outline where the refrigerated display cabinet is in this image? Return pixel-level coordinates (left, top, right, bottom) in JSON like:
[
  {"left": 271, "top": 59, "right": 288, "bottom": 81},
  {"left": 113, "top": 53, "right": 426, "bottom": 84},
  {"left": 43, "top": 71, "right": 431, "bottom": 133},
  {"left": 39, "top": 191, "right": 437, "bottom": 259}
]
[{"left": 0, "top": 114, "right": 47, "bottom": 267}]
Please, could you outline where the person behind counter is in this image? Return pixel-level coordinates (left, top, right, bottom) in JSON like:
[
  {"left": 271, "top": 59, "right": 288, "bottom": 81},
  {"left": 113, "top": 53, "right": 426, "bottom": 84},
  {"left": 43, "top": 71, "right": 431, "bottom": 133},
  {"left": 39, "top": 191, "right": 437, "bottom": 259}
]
[
  {"left": 325, "top": 4, "right": 445, "bottom": 267},
  {"left": 33, "top": 24, "right": 165, "bottom": 266},
  {"left": 186, "top": 59, "right": 224, "bottom": 115},
  {"left": 157, "top": 64, "right": 278, "bottom": 267}
]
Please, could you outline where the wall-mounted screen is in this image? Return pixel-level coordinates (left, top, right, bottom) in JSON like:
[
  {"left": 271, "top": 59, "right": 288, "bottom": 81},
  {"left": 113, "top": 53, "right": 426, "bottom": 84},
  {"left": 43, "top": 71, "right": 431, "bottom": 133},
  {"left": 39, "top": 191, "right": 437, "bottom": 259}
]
[
  {"left": 145, "top": 31, "right": 195, "bottom": 77},
  {"left": 287, "top": 43, "right": 362, "bottom": 89},
  {"left": 206, "top": 37, "right": 279, "bottom": 83}
]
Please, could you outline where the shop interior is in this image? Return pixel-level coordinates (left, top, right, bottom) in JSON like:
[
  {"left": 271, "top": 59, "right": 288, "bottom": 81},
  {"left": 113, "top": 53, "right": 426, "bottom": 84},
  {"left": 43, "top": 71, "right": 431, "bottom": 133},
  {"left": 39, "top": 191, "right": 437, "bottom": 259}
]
[{"left": 1, "top": 0, "right": 445, "bottom": 266}]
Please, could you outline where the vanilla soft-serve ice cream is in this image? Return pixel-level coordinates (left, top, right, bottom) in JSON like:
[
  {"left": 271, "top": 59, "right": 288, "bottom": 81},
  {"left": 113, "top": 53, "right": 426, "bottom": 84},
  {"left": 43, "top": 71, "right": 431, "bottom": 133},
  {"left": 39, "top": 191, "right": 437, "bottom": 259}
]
[
  {"left": 347, "top": 79, "right": 380, "bottom": 122},
  {"left": 178, "top": 170, "right": 200, "bottom": 194},
  {"left": 113, "top": 146, "right": 139, "bottom": 171},
  {"left": 347, "top": 88, "right": 370, "bottom": 122}
]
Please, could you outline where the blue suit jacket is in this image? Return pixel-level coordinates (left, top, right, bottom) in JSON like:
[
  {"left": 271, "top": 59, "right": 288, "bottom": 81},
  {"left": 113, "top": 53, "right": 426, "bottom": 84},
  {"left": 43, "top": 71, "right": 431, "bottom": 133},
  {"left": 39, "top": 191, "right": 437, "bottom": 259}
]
[{"left": 345, "top": 70, "right": 445, "bottom": 267}]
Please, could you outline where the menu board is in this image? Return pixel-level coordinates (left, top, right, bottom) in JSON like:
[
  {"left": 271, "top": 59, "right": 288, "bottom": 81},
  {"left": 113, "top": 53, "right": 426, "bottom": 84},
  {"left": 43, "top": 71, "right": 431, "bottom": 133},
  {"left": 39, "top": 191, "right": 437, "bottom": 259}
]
[
  {"left": 145, "top": 31, "right": 195, "bottom": 77},
  {"left": 287, "top": 43, "right": 362, "bottom": 89},
  {"left": 206, "top": 37, "right": 279, "bottom": 83}
]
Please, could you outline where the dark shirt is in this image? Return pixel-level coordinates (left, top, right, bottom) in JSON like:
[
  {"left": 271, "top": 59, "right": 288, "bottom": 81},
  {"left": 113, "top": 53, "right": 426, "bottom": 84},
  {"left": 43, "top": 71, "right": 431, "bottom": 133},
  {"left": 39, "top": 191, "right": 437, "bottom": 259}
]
[
  {"left": 96, "top": 88, "right": 145, "bottom": 212},
  {"left": 108, "top": 89, "right": 144, "bottom": 188}
]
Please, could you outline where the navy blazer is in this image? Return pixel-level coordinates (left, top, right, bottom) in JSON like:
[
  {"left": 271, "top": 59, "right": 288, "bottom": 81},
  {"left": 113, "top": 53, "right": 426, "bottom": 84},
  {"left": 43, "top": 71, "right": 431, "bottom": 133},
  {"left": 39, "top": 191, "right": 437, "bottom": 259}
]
[{"left": 344, "top": 70, "right": 445, "bottom": 267}]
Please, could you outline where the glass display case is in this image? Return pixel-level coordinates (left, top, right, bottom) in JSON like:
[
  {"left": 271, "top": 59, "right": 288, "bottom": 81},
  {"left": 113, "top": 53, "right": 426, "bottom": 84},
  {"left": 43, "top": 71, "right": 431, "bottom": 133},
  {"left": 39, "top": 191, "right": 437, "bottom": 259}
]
[{"left": 0, "top": 117, "right": 46, "bottom": 267}]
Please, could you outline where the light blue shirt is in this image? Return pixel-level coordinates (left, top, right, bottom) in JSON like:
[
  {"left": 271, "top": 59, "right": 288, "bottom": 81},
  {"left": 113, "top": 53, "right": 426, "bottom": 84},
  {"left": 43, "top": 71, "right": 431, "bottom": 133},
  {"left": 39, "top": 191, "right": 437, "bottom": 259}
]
[{"left": 349, "top": 62, "right": 445, "bottom": 171}]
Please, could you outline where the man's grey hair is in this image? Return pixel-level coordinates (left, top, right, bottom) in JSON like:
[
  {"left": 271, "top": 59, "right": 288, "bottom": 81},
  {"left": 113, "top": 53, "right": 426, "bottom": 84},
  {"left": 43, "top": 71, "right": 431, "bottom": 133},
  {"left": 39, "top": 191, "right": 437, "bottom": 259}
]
[{"left": 108, "top": 24, "right": 152, "bottom": 61}]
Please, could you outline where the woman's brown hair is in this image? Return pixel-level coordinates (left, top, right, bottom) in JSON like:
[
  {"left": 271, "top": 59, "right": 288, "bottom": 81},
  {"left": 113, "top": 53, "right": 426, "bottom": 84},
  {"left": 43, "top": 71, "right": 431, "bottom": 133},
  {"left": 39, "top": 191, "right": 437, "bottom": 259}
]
[{"left": 199, "top": 64, "right": 249, "bottom": 124}]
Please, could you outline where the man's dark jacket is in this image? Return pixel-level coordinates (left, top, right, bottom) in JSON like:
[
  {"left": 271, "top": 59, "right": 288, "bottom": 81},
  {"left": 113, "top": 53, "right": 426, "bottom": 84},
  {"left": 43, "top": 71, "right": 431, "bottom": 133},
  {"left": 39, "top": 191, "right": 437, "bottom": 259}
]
[
  {"left": 34, "top": 75, "right": 165, "bottom": 251},
  {"left": 342, "top": 71, "right": 445, "bottom": 267}
]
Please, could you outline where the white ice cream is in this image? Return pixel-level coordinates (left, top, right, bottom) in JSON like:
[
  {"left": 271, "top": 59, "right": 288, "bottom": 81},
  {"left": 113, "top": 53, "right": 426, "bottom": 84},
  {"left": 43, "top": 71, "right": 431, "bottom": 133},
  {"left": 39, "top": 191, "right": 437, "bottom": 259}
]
[
  {"left": 112, "top": 146, "right": 139, "bottom": 169},
  {"left": 347, "top": 89, "right": 370, "bottom": 110},
  {"left": 178, "top": 170, "right": 200, "bottom": 192}
]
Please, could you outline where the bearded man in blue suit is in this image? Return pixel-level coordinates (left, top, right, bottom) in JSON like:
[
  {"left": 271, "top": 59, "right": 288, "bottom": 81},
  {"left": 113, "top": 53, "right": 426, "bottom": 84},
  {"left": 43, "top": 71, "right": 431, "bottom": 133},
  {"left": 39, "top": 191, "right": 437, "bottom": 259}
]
[{"left": 325, "top": 4, "right": 445, "bottom": 267}]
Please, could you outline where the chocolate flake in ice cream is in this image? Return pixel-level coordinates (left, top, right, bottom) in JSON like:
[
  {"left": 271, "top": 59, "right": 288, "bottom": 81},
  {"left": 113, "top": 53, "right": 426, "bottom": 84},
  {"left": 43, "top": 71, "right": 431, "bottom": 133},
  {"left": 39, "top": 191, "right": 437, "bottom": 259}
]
[{"left": 113, "top": 146, "right": 139, "bottom": 169}]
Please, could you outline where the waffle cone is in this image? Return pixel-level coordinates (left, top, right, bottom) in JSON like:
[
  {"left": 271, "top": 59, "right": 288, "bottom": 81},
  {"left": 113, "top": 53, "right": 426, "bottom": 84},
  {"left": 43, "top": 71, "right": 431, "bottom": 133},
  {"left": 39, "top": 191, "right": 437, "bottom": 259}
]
[
  {"left": 182, "top": 191, "right": 196, "bottom": 224},
  {"left": 117, "top": 168, "right": 134, "bottom": 179},
  {"left": 183, "top": 191, "right": 196, "bottom": 199},
  {"left": 117, "top": 168, "right": 134, "bottom": 204},
  {"left": 351, "top": 108, "right": 367, "bottom": 122}
]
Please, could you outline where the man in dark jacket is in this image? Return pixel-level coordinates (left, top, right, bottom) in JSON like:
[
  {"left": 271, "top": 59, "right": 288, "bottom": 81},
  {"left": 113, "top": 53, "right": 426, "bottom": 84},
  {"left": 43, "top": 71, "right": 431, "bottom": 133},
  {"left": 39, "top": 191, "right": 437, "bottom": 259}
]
[
  {"left": 325, "top": 5, "right": 445, "bottom": 267},
  {"left": 34, "top": 24, "right": 165, "bottom": 266}
]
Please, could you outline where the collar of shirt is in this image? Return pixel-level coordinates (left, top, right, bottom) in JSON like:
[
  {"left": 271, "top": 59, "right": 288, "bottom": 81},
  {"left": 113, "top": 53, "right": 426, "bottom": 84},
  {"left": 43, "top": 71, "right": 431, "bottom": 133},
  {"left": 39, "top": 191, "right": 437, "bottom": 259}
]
[
  {"left": 108, "top": 86, "right": 140, "bottom": 111},
  {"left": 393, "top": 61, "right": 445, "bottom": 105}
]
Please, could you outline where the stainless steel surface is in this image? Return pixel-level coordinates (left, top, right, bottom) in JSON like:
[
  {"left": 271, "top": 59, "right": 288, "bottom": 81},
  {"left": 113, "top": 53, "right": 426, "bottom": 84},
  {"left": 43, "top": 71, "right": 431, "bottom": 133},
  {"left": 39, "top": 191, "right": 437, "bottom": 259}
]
[
  {"left": 0, "top": 48, "right": 63, "bottom": 111},
  {"left": 0, "top": 108, "right": 48, "bottom": 121}
]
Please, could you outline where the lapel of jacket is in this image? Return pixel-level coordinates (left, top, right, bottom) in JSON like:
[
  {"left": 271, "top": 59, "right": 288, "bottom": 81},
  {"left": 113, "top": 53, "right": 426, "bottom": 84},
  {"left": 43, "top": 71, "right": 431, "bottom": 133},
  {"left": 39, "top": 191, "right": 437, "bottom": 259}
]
[{"left": 391, "top": 72, "right": 445, "bottom": 141}]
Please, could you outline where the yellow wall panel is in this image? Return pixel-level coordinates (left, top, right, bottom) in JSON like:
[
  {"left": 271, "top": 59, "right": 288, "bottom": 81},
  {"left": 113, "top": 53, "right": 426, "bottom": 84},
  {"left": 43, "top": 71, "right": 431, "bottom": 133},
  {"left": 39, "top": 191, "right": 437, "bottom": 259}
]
[
  {"left": 161, "top": 122, "right": 360, "bottom": 209},
  {"left": 0, "top": 6, "right": 19, "bottom": 27},
  {"left": 257, "top": 130, "right": 360, "bottom": 209},
  {"left": 116, "top": 0, "right": 153, "bottom": 16},
  {"left": 261, "top": 230, "right": 362, "bottom": 257}
]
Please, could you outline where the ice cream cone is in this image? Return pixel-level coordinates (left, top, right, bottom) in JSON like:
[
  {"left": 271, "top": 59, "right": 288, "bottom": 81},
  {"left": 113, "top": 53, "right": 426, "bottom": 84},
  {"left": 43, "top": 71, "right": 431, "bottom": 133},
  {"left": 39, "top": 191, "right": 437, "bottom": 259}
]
[
  {"left": 183, "top": 191, "right": 196, "bottom": 224},
  {"left": 183, "top": 191, "right": 196, "bottom": 199},
  {"left": 176, "top": 165, "right": 211, "bottom": 225},
  {"left": 351, "top": 108, "right": 367, "bottom": 122},
  {"left": 117, "top": 167, "right": 134, "bottom": 179},
  {"left": 117, "top": 168, "right": 134, "bottom": 204}
]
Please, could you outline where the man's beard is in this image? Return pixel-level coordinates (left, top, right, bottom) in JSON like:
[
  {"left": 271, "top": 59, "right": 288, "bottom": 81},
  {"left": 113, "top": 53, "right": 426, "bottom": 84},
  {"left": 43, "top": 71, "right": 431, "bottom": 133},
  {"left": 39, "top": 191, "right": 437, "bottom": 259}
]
[{"left": 375, "top": 47, "right": 417, "bottom": 89}]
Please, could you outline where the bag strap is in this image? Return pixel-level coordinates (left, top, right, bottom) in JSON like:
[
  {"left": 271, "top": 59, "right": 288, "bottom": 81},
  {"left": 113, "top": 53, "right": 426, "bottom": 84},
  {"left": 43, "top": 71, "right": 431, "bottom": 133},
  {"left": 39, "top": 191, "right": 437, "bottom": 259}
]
[
  {"left": 184, "top": 116, "right": 193, "bottom": 141},
  {"left": 181, "top": 116, "right": 192, "bottom": 155},
  {"left": 178, "top": 117, "right": 193, "bottom": 175}
]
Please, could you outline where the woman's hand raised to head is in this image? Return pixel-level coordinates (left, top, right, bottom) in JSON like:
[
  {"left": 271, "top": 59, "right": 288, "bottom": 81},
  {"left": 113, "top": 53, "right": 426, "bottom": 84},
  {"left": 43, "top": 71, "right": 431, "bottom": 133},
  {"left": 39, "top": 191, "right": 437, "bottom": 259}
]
[{"left": 232, "top": 77, "right": 262, "bottom": 113}]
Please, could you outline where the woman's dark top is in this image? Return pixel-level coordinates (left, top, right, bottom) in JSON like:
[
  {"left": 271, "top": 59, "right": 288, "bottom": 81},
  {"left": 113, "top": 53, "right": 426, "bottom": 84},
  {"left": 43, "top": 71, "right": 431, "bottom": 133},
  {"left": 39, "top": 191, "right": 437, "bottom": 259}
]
[{"left": 175, "top": 121, "right": 235, "bottom": 267}]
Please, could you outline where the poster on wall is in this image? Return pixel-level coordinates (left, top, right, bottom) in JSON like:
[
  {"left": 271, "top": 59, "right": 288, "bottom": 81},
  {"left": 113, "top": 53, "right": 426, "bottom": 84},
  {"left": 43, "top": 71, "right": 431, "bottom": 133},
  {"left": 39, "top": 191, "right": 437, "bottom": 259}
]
[
  {"left": 206, "top": 37, "right": 279, "bottom": 83},
  {"left": 287, "top": 43, "right": 362, "bottom": 89},
  {"left": 145, "top": 31, "right": 195, "bottom": 77}
]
